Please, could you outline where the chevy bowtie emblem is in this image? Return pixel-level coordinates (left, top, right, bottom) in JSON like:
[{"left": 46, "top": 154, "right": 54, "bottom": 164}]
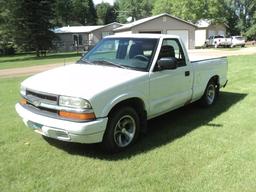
[{"left": 32, "top": 100, "right": 41, "bottom": 107}]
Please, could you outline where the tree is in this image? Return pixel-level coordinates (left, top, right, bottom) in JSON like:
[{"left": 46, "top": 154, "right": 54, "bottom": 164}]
[
  {"left": 116, "top": 0, "right": 153, "bottom": 23},
  {"left": 152, "top": 0, "right": 256, "bottom": 37},
  {"left": 9, "top": 0, "right": 56, "bottom": 56},
  {"left": 0, "top": 0, "right": 14, "bottom": 55},
  {"left": 96, "top": 2, "right": 117, "bottom": 24},
  {"left": 87, "top": 0, "right": 97, "bottom": 25},
  {"left": 246, "top": 9, "right": 256, "bottom": 39},
  {"left": 72, "top": 0, "right": 96, "bottom": 25},
  {"left": 153, "top": 0, "right": 210, "bottom": 22},
  {"left": 232, "top": 0, "right": 256, "bottom": 36},
  {"left": 54, "top": 0, "right": 73, "bottom": 26}
]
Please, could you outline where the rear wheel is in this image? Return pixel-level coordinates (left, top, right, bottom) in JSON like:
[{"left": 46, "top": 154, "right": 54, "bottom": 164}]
[
  {"left": 200, "top": 80, "right": 219, "bottom": 107},
  {"left": 102, "top": 107, "right": 140, "bottom": 153}
]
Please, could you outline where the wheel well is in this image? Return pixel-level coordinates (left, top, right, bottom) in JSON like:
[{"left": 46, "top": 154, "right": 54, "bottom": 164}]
[
  {"left": 108, "top": 98, "right": 147, "bottom": 132},
  {"left": 108, "top": 98, "right": 146, "bottom": 117},
  {"left": 209, "top": 75, "right": 220, "bottom": 95},
  {"left": 210, "top": 75, "right": 219, "bottom": 86}
]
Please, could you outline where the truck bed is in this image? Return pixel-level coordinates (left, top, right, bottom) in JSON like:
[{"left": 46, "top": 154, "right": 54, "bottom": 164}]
[{"left": 188, "top": 51, "right": 227, "bottom": 62}]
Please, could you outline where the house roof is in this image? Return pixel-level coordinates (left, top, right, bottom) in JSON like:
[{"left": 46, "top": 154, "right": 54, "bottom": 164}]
[
  {"left": 53, "top": 22, "right": 122, "bottom": 34},
  {"left": 53, "top": 26, "right": 104, "bottom": 33},
  {"left": 114, "top": 13, "right": 197, "bottom": 32},
  {"left": 196, "top": 19, "right": 211, "bottom": 28}
]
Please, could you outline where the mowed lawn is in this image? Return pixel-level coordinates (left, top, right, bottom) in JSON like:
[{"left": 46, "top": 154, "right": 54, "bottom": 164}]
[
  {"left": 0, "top": 55, "right": 256, "bottom": 192},
  {"left": 0, "top": 52, "right": 81, "bottom": 70}
]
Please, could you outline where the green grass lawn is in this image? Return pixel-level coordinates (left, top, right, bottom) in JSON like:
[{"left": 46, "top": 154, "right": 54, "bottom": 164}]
[
  {"left": 1, "top": 55, "right": 256, "bottom": 192},
  {"left": 0, "top": 52, "right": 81, "bottom": 70}
]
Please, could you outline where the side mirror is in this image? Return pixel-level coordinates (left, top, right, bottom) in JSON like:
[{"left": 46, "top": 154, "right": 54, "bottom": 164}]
[{"left": 157, "top": 57, "right": 177, "bottom": 70}]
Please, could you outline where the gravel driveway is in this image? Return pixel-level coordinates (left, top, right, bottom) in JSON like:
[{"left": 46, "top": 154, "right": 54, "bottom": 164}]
[{"left": 188, "top": 47, "right": 256, "bottom": 61}]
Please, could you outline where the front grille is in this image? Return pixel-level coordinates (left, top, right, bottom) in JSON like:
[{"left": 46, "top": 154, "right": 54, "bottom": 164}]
[
  {"left": 25, "top": 103, "right": 59, "bottom": 118},
  {"left": 26, "top": 89, "right": 58, "bottom": 105}
]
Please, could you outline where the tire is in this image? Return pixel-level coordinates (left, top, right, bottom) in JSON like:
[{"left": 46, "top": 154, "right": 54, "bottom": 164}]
[
  {"left": 199, "top": 80, "right": 219, "bottom": 107},
  {"left": 102, "top": 106, "right": 140, "bottom": 153},
  {"left": 214, "top": 42, "right": 218, "bottom": 48}
]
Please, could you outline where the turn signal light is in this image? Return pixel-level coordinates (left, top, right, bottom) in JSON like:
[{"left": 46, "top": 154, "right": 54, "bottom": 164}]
[
  {"left": 59, "top": 111, "right": 96, "bottom": 121},
  {"left": 20, "top": 98, "right": 27, "bottom": 105}
]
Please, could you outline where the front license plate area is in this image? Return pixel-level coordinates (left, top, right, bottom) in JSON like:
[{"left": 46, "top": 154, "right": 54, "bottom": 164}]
[{"left": 27, "top": 121, "right": 43, "bottom": 132}]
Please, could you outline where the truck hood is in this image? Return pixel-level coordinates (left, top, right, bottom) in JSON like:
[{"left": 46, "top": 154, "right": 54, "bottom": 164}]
[{"left": 22, "top": 64, "right": 147, "bottom": 99}]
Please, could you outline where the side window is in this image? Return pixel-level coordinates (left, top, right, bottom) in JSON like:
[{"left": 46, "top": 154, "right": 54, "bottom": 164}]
[{"left": 159, "top": 39, "right": 186, "bottom": 67}]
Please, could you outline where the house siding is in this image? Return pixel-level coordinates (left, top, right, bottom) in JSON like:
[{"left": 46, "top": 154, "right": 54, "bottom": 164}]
[
  {"left": 54, "top": 23, "right": 122, "bottom": 51},
  {"left": 91, "top": 23, "right": 122, "bottom": 46},
  {"left": 195, "top": 23, "right": 227, "bottom": 47},
  {"left": 56, "top": 33, "right": 89, "bottom": 51},
  {"left": 207, "top": 24, "right": 227, "bottom": 37},
  {"left": 115, "top": 15, "right": 196, "bottom": 49}
]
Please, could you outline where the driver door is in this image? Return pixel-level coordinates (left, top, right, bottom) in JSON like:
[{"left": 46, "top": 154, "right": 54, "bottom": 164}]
[{"left": 148, "top": 38, "right": 193, "bottom": 117}]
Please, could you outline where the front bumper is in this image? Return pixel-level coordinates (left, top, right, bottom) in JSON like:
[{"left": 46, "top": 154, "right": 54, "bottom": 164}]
[{"left": 15, "top": 103, "right": 108, "bottom": 144}]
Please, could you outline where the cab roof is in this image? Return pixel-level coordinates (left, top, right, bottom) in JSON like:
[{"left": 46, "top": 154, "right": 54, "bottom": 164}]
[{"left": 105, "top": 33, "right": 180, "bottom": 39}]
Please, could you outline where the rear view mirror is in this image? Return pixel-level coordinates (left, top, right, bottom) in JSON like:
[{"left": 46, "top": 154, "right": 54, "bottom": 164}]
[{"left": 157, "top": 57, "right": 177, "bottom": 70}]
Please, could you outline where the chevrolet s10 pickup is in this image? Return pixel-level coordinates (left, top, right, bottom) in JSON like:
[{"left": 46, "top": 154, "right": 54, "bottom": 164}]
[{"left": 16, "top": 34, "right": 228, "bottom": 152}]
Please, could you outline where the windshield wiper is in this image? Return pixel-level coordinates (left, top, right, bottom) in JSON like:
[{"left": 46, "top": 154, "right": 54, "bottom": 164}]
[{"left": 92, "top": 60, "right": 128, "bottom": 69}]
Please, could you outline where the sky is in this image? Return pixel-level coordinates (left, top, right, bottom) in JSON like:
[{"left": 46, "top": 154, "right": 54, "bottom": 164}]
[{"left": 93, "top": 0, "right": 115, "bottom": 5}]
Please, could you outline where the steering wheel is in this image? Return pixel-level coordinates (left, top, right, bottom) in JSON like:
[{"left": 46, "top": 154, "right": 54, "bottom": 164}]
[{"left": 133, "top": 55, "right": 149, "bottom": 62}]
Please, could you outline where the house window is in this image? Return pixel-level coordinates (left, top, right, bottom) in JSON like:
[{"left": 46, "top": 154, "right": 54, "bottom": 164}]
[
  {"left": 73, "top": 34, "right": 83, "bottom": 46},
  {"left": 78, "top": 34, "right": 83, "bottom": 45},
  {"left": 102, "top": 31, "right": 111, "bottom": 38}
]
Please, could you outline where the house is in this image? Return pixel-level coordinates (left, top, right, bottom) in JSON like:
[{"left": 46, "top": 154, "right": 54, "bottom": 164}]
[
  {"left": 53, "top": 22, "right": 122, "bottom": 51},
  {"left": 195, "top": 19, "right": 228, "bottom": 47},
  {"left": 113, "top": 13, "right": 197, "bottom": 49}
]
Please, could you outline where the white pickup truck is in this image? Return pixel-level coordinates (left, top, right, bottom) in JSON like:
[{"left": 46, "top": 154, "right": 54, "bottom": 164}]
[
  {"left": 16, "top": 34, "right": 228, "bottom": 152},
  {"left": 205, "top": 35, "right": 231, "bottom": 48}
]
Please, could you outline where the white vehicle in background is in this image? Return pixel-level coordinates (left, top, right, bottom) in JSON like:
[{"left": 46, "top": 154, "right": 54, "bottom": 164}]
[
  {"left": 205, "top": 35, "right": 246, "bottom": 48},
  {"left": 230, "top": 36, "right": 245, "bottom": 48},
  {"left": 16, "top": 34, "right": 228, "bottom": 153},
  {"left": 205, "top": 35, "right": 231, "bottom": 48}
]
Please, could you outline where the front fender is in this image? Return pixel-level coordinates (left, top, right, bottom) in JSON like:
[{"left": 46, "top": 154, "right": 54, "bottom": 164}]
[{"left": 100, "top": 91, "right": 149, "bottom": 117}]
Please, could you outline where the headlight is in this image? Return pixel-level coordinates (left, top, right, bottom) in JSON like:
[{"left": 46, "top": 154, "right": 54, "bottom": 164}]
[
  {"left": 59, "top": 96, "right": 92, "bottom": 109},
  {"left": 20, "top": 85, "right": 26, "bottom": 96}
]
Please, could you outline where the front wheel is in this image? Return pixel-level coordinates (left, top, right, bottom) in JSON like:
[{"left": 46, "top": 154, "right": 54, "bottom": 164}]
[
  {"left": 199, "top": 80, "right": 219, "bottom": 107},
  {"left": 102, "top": 107, "right": 140, "bottom": 153}
]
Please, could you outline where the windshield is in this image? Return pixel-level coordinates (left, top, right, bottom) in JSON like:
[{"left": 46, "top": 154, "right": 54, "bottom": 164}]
[
  {"left": 79, "top": 37, "right": 158, "bottom": 71},
  {"left": 214, "top": 35, "right": 224, "bottom": 38}
]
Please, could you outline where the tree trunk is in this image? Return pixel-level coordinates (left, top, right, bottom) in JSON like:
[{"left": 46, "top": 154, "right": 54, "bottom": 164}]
[{"left": 36, "top": 48, "right": 40, "bottom": 57}]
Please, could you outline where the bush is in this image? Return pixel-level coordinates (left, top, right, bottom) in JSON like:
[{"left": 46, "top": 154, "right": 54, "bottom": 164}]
[{"left": 245, "top": 25, "right": 256, "bottom": 40}]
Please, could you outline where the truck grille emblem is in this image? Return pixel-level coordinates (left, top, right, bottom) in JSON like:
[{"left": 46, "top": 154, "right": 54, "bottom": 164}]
[{"left": 32, "top": 100, "right": 41, "bottom": 107}]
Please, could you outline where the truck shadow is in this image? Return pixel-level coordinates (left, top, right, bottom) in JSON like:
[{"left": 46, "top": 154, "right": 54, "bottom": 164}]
[{"left": 44, "top": 91, "right": 247, "bottom": 160}]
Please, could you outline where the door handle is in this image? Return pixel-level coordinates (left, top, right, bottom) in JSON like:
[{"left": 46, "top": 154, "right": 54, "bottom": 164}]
[{"left": 185, "top": 71, "right": 190, "bottom": 76}]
